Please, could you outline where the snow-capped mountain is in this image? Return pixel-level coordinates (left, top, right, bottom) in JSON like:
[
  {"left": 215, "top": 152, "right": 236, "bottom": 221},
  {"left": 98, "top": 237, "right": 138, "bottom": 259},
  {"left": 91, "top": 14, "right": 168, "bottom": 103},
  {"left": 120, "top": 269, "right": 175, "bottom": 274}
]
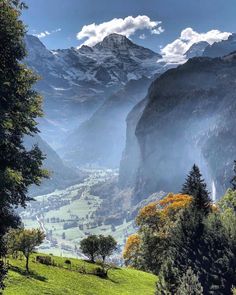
[
  {"left": 25, "top": 33, "right": 162, "bottom": 91},
  {"left": 203, "top": 33, "right": 236, "bottom": 57},
  {"left": 24, "top": 33, "right": 163, "bottom": 149}
]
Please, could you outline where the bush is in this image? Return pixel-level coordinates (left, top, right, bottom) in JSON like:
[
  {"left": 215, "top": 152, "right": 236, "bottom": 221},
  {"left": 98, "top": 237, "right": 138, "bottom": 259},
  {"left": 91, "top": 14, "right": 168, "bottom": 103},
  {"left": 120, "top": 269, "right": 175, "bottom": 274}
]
[
  {"left": 64, "top": 259, "right": 71, "bottom": 268},
  {"left": 36, "top": 256, "right": 52, "bottom": 266},
  {"left": 93, "top": 267, "right": 107, "bottom": 278}
]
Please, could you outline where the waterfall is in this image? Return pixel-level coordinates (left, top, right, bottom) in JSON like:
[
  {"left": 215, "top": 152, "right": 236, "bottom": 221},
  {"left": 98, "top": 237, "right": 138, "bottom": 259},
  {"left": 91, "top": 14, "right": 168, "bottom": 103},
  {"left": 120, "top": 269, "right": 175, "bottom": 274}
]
[{"left": 211, "top": 180, "right": 216, "bottom": 202}]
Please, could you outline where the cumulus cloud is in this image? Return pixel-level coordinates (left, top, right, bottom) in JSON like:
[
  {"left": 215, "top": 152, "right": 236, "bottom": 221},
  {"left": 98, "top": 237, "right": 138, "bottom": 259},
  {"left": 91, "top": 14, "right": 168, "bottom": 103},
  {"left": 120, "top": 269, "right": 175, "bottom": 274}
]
[
  {"left": 33, "top": 28, "right": 61, "bottom": 39},
  {"left": 161, "top": 28, "right": 231, "bottom": 64},
  {"left": 77, "top": 15, "right": 164, "bottom": 47}
]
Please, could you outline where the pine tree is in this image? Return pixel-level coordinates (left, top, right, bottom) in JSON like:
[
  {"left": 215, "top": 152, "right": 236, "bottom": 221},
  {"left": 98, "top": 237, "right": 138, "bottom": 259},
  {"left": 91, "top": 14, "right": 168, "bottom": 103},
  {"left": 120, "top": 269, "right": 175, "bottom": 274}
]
[
  {"left": 176, "top": 268, "right": 203, "bottom": 295},
  {"left": 181, "top": 164, "right": 211, "bottom": 214},
  {"left": 156, "top": 207, "right": 236, "bottom": 295},
  {"left": 230, "top": 160, "right": 236, "bottom": 190},
  {"left": 0, "top": 0, "right": 47, "bottom": 288}
]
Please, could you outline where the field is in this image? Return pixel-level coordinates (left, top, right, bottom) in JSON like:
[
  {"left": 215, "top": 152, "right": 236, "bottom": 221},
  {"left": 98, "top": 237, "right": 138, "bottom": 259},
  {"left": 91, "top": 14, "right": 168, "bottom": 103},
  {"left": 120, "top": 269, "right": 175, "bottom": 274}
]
[
  {"left": 21, "top": 169, "right": 135, "bottom": 258},
  {"left": 4, "top": 254, "right": 157, "bottom": 295}
]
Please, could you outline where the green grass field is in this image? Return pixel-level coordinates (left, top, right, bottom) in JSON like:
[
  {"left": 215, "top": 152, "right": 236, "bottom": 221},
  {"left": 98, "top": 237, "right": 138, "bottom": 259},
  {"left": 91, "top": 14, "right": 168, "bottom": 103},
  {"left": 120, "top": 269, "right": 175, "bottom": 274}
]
[{"left": 4, "top": 254, "right": 157, "bottom": 295}]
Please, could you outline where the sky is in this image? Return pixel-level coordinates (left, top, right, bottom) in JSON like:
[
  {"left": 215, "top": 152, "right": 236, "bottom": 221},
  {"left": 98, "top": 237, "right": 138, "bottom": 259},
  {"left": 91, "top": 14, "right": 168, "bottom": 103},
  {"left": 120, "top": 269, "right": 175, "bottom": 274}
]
[{"left": 22, "top": 0, "right": 236, "bottom": 56}]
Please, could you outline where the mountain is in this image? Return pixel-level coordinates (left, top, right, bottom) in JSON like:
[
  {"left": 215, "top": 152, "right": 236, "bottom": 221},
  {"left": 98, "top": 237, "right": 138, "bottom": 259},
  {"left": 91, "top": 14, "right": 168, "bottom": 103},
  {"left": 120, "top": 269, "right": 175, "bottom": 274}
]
[
  {"left": 62, "top": 36, "right": 217, "bottom": 168},
  {"left": 63, "top": 76, "right": 153, "bottom": 167},
  {"left": 119, "top": 97, "right": 148, "bottom": 188},
  {"left": 203, "top": 33, "right": 236, "bottom": 57},
  {"left": 120, "top": 53, "right": 236, "bottom": 204},
  {"left": 25, "top": 33, "right": 214, "bottom": 169},
  {"left": 185, "top": 41, "right": 209, "bottom": 59},
  {"left": 24, "top": 134, "right": 82, "bottom": 196},
  {"left": 24, "top": 34, "right": 163, "bottom": 150}
]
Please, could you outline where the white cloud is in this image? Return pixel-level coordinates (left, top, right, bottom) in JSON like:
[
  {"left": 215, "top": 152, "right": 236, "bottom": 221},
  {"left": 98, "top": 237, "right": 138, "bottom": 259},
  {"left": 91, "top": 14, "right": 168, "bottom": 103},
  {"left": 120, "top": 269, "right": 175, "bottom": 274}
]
[
  {"left": 152, "top": 27, "right": 164, "bottom": 35},
  {"left": 77, "top": 15, "right": 164, "bottom": 47},
  {"left": 161, "top": 27, "right": 231, "bottom": 64},
  {"left": 139, "top": 33, "right": 146, "bottom": 40},
  {"left": 33, "top": 28, "right": 61, "bottom": 39}
]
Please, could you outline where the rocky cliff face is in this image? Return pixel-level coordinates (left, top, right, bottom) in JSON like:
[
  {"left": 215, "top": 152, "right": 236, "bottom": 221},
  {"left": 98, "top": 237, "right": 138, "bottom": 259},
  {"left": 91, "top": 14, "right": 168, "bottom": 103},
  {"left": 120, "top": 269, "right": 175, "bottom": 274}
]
[
  {"left": 119, "top": 98, "right": 148, "bottom": 187},
  {"left": 120, "top": 53, "right": 236, "bottom": 204},
  {"left": 63, "top": 77, "right": 152, "bottom": 167}
]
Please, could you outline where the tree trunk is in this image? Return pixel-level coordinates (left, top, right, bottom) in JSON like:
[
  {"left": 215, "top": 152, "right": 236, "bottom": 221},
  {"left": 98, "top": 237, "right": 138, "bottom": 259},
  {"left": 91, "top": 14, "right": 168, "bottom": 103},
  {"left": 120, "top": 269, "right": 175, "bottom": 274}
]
[
  {"left": 91, "top": 254, "right": 94, "bottom": 263},
  {"left": 26, "top": 255, "right": 29, "bottom": 273}
]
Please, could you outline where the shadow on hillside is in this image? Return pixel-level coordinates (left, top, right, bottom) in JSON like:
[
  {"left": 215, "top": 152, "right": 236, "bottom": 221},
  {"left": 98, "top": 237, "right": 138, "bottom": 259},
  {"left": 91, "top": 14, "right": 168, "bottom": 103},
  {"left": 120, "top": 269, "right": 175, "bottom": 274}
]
[{"left": 9, "top": 265, "right": 47, "bottom": 282}]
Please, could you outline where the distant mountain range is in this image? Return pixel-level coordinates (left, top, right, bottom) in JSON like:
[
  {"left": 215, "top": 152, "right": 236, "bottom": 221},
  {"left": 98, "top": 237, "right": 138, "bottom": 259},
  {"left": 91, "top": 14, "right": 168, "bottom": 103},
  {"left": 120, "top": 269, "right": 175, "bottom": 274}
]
[
  {"left": 25, "top": 33, "right": 163, "bottom": 150},
  {"left": 185, "top": 41, "right": 209, "bottom": 59},
  {"left": 24, "top": 32, "right": 236, "bottom": 193},
  {"left": 203, "top": 33, "right": 236, "bottom": 57}
]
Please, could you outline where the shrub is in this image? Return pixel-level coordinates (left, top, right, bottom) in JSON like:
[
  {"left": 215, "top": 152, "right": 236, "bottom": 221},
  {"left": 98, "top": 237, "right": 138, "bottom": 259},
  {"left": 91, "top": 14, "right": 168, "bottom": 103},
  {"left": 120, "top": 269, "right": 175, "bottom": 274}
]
[
  {"left": 93, "top": 267, "right": 107, "bottom": 278},
  {"left": 64, "top": 259, "right": 72, "bottom": 268},
  {"left": 36, "top": 256, "right": 52, "bottom": 266}
]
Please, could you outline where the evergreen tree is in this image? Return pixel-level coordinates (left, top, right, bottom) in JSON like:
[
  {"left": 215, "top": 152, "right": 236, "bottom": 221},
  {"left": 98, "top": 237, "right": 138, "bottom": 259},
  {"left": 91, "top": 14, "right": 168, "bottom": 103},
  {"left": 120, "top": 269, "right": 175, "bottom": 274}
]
[
  {"left": 181, "top": 164, "right": 211, "bottom": 214},
  {"left": 230, "top": 160, "right": 236, "bottom": 190},
  {"left": 156, "top": 207, "right": 236, "bottom": 295},
  {"left": 176, "top": 268, "right": 203, "bottom": 295},
  {"left": 0, "top": 0, "right": 47, "bottom": 287}
]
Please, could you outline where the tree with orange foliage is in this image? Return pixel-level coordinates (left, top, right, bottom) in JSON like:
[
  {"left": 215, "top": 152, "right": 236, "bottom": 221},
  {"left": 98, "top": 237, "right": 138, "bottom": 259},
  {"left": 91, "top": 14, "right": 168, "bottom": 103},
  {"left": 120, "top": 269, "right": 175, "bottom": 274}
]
[
  {"left": 123, "top": 193, "right": 193, "bottom": 271},
  {"left": 123, "top": 233, "right": 142, "bottom": 268}
]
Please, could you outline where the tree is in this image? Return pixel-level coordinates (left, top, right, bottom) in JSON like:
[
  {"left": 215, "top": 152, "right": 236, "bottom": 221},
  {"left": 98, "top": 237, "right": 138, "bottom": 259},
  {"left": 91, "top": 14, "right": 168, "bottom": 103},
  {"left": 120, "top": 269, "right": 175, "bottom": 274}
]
[
  {"left": 181, "top": 164, "right": 211, "bottom": 214},
  {"left": 218, "top": 188, "right": 236, "bottom": 213},
  {"left": 124, "top": 194, "right": 192, "bottom": 272},
  {"left": 230, "top": 160, "right": 236, "bottom": 190},
  {"left": 176, "top": 268, "right": 203, "bottom": 295},
  {"left": 157, "top": 207, "right": 236, "bottom": 294},
  {"left": 97, "top": 235, "right": 117, "bottom": 263},
  {"left": 7, "top": 228, "right": 45, "bottom": 272},
  {"left": 123, "top": 233, "right": 141, "bottom": 268},
  {"left": 0, "top": 0, "right": 47, "bottom": 287},
  {"left": 80, "top": 235, "right": 99, "bottom": 263}
]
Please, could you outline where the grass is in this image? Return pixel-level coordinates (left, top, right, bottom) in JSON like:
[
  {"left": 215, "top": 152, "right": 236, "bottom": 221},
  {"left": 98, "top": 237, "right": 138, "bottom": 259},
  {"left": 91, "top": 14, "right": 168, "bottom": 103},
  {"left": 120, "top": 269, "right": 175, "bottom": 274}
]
[{"left": 4, "top": 254, "right": 157, "bottom": 295}]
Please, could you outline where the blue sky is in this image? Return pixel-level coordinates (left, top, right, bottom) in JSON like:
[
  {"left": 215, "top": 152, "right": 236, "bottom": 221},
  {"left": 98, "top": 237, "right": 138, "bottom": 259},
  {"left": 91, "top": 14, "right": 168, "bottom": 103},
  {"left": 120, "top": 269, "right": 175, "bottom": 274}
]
[{"left": 22, "top": 0, "right": 236, "bottom": 52}]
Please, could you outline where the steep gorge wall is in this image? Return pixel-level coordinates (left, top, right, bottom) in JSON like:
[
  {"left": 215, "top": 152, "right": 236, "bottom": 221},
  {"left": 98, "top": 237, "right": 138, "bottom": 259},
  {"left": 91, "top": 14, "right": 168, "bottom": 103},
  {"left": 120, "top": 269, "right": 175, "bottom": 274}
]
[{"left": 120, "top": 55, "right": 236, "bottom": 204}]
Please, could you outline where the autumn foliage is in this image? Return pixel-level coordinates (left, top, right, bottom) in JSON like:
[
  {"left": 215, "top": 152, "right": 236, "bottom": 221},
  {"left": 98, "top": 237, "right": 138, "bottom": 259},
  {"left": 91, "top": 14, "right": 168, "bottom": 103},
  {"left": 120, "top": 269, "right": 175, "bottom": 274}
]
[
  {"left": 136, "top": 193, "right": 192, "bottom": 226},
  {"left": 124, "top": 193, "right": 193, "bottom": 267},
  {"left": 123, "top": 233, "right": 141, "bottom": 267}
]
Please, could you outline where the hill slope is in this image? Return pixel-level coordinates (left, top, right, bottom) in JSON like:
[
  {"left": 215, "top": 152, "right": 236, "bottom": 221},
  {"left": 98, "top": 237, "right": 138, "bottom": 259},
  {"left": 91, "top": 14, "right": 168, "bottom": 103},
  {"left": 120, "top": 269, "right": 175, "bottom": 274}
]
[
  {"left": 4, "top": 254, "right": 157, "bottom": 295},
  {"left": 24, "top": 135, "right": 82, "bottom": 196}
]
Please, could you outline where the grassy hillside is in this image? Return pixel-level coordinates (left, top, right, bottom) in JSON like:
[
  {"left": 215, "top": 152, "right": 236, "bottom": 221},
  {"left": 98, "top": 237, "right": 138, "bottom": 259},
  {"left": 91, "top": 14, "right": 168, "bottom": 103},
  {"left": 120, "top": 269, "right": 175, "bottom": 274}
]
[{"left": 4, "top": 254, "right": 157, "bottom": 295}]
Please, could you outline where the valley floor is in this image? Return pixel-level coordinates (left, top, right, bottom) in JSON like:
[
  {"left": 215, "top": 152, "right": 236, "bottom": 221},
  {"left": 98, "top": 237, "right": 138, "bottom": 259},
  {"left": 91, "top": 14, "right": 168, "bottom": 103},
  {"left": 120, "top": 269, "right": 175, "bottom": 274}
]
[
  {"left": 4, "top": 254, "right": 157, "bottom": 295},
  {"left": 21, "top": 169, "right": 135, "bottom": 258}
]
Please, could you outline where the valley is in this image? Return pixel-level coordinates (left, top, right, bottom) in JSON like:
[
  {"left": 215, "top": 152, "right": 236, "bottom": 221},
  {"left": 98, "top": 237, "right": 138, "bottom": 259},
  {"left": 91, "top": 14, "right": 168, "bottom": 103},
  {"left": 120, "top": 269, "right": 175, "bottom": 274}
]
[{"left": 21, "top": 169, "right": 135, "bottom": 259}]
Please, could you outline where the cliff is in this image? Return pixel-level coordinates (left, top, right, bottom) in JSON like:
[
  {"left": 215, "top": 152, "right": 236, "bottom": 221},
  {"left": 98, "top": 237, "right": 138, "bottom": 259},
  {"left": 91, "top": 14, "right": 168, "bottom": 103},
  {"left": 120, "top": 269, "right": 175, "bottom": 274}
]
[{"left": 120, "top": 53, "right": 236, "bottom": 203}]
